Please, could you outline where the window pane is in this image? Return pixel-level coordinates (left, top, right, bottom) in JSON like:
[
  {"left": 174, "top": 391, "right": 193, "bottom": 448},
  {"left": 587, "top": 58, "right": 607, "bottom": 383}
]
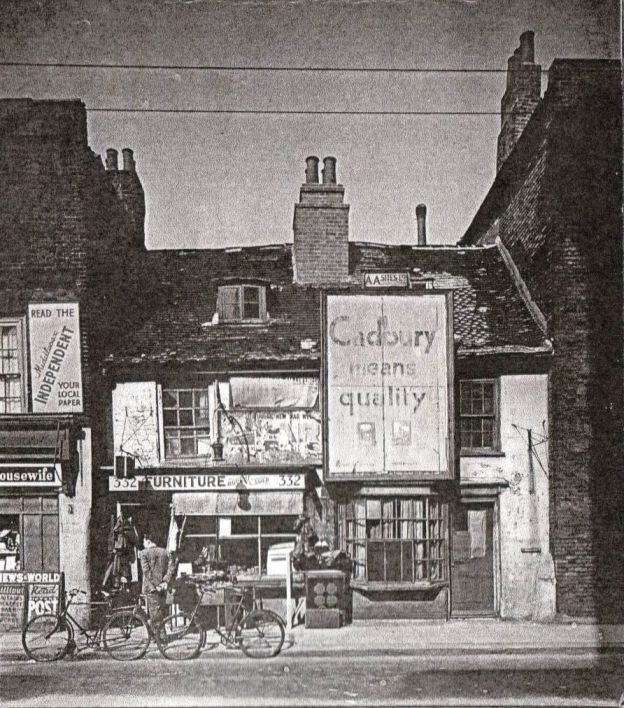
[
  {"left": 163, "top": 409, "right": 177, "bottom": 427},
  {"left": 178, "top": 409, "right": 194, "bottom": 426},
  {"left": 163, "top": 390, "right": 177, "bottom": 407},
  {"left": 179, "top": 391, "right": 193, "bottom": 408},
  {"left": 262, "top": 516, "right": 298, "bottom": 534},
  {"left": 180, "top": 437, "right": 195, "bottom": 456},
  {"left": 242, "top": 287, "right": 260, "bottom": 319}
]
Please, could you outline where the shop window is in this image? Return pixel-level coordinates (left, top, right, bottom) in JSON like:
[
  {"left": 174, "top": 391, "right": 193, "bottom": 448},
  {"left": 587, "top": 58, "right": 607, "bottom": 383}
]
[
  {"left": 177, "top": 514, "right": 297, "bottom": 576},
  {"left": 338, "top": 497, "right": 448, "bottom": 583},
  {"left": 459, "top": 379, "right": 500, "bottom": 451},
  {"left": 0, "top": 514, "right": 20, "bottom": 570},
  {"left": 217, "top": 285, "right": 266, "bottom": 322},
  {"left": 0, "top": 320, "right": 26, "bottom": 414},
  {"left": 0, "top": 498, "right": 59, "bottom": 571},
  {"left": 162, "top": 388, "right": 210, "bottom": 458}
]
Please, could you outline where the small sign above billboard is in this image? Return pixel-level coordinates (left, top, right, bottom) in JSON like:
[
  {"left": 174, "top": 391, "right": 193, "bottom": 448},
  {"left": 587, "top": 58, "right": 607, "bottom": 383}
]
[{"left": 363, "top": 272, "right": 409, "bottom": 288}]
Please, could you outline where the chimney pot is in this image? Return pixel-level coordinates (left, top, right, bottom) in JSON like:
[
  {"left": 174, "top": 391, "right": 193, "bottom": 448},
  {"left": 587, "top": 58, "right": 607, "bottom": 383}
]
[
  {"left": 519, "top": 30, "right": 535, "bottom": 63},
  {"left": 305, "top": 156, "right": 320, "bottom": 184},
  {"left": 105, "top": 148, "right": 118, "bottom": 170},
  {"left": 416, "top": 204, "right": 427, "bottom": 245},
  {"left": 121, "top": 148, "right": 135, "bottom": 172},
  {"left": 322, "top": 156, "right": 337, "bottom": 185}
]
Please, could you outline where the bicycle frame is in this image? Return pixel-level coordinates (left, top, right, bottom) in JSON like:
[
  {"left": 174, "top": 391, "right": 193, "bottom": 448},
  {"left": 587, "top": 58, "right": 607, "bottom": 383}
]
[{"left": 182, "top": 584, "right": 253, "bottom": 647}]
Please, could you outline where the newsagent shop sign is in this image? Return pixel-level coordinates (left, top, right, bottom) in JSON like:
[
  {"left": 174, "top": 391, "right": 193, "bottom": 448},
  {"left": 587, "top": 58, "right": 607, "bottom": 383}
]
[
  {"left": 28, "top": 303, "right": 83, "bottom": 413},
  {"left": 323, "top": 292, "right": 453, "bottom": 478}
]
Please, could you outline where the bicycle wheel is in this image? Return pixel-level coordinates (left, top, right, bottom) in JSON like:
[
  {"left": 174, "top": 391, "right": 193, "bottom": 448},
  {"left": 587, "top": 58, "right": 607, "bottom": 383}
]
[
  {"left": 103, "top": 608, "right": 151, "bottom": 661},
  {"left": 236, "top": 609, "right": 285, "bottom": 658},
  {"left": 157, "top": 613, "right": 205, "bottom": 660},
  {"left": 22, "top": 613, "right": 72, "bottom": 662}
]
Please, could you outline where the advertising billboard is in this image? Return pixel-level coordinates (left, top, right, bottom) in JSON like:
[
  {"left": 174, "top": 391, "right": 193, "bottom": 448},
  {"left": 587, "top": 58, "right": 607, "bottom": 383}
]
[
  {"left": 323, "top": 291, "right": 453, "bottom": 478},
  {"left": 28, "top": 303, "right": 83, "bottom": 413}
]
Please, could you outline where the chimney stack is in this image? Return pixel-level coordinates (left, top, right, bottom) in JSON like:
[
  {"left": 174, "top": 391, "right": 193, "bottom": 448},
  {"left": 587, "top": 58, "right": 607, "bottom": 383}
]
[
  {"left": 121, "top": 148, "right": 136, "bottom": 172},
  {"left": 305, "top": 156, "right": 320, "bottom": 184},
  {"left": 105, "top": 148, "right": 118, "bottom": 170},
  {"left": 497, "top": 32, "right": 542, "bottom": 172},
  {"left": 416, "top": 204, "right": 427, "bottom": 245},
  {"left": 322, "top": 156, "right": 337, "bottom": 185},
  {"left": 293, "top": 155, "right": 349, "bottom": 285}
]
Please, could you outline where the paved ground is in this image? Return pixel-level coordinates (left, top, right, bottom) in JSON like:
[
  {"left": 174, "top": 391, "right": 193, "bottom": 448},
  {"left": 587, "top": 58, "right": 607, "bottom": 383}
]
[
  {"left": 1, "top": 648, "right": 624, "bottom": 706},
  {"left": 2, "top": 620, "right": 624, "bottom": 706}
]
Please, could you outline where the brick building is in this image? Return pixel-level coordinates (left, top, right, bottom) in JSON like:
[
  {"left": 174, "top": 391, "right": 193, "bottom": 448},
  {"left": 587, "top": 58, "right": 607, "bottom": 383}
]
[
  {"left": 0, "top": 99, "right": 145, "bottom": 625},
  {"left": 103, "top": 156, "right": 556, "bottom": 621},
  {"left": 460, "top": 34, "right": 623, "bottom": 620}
]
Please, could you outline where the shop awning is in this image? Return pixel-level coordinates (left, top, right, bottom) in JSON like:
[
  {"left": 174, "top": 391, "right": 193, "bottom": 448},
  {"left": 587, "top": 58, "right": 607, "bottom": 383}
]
[{"left": 172, "top": 491, "right": 303, "bottom": 516}]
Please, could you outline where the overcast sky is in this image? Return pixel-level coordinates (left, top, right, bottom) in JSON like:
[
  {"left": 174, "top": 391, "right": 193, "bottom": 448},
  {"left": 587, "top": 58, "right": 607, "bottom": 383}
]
[{"left": 0, "top": 0, "right": 619, "bottom": 249}]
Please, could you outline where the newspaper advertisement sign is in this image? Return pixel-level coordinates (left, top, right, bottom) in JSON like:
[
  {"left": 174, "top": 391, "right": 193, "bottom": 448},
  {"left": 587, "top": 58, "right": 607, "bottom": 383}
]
[{"left": 28, "top": 303, "right": 83, "bottom": 413}]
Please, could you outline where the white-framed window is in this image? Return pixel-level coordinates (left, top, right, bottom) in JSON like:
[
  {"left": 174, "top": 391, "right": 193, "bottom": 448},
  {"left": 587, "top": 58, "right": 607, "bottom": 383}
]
[
  {"left": 162, "top": 388, "right": 211, "bottom": 458},
  {"left": 459, "top": 379, "right": 500, "bottom": 452},
  {"left": 0, "top": 318, "right": 26, "bottom": 414},
  {"left": 338, "top": 497, "right": 448, "bottom": 583},
  {"left": 217, "top": 285, "right": 266, "bottom": 322}
]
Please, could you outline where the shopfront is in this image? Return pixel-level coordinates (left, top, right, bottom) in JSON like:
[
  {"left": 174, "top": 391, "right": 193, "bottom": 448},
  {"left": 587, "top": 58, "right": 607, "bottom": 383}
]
[
  {"left": 323, "top": 290, "right": 454, "bottom": 619},
  {"left": 108, "top": 470, "right": 317, "bottom": 579}
]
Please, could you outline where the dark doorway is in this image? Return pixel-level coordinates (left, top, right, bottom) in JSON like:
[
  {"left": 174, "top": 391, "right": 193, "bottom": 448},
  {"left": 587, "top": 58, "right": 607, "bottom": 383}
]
[{"left": 451, "top": 503, "right": 495, "bottom": 615}]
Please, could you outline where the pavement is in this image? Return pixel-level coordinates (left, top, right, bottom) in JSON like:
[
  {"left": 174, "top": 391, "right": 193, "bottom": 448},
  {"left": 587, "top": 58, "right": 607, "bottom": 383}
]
[{"left": 2, "top": 618, "right": 624, "bottom": 662}]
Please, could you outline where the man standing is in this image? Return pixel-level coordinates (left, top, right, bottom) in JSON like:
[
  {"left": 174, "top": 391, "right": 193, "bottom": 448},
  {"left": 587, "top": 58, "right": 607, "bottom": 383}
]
[{"left": 140, "top": 530, "right": 175, "bottom": 628}]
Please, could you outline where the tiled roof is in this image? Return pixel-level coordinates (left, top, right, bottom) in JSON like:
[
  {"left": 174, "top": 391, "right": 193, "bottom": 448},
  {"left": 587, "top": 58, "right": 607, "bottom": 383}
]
[{"left": 105, "top": 242, "right": 550, "bottom": 369}]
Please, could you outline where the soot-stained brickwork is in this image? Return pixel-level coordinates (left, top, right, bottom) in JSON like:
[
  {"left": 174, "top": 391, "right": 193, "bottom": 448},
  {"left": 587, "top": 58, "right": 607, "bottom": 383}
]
[{"left": 461, "top": 52, "right": 623, "bottom": 619}]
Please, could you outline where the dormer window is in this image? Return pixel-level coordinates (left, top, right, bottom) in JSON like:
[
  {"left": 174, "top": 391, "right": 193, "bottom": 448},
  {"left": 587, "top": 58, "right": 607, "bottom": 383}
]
[{"left": 217, "top": 285, "right": 267, "bottom": 322}]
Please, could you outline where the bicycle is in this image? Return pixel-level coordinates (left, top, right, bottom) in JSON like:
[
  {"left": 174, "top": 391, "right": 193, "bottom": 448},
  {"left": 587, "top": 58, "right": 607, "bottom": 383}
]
[
  {"left": 157, "top": 578, "right": 285, "bottom": 661},
  {"left": 22, "top": 588, "right": 152, "bottom": 662}
]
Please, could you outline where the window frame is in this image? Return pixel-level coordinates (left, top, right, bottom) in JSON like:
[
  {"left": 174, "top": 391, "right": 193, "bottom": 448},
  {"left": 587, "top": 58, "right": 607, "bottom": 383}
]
[
  {"left": 162, "top": 387, "right": 211, "bottom": 459},
  {"left": 217, "top": 285, "right": 267, "bottom": 323},
  {"left": 0, "top": 317, "right": 27, "bottom": 415},
  {"left": 337, "top": 496, "right": 448, "bottom": 585},
  {"left": 459, "top": 378, "right": 501, "bottom": 454}
]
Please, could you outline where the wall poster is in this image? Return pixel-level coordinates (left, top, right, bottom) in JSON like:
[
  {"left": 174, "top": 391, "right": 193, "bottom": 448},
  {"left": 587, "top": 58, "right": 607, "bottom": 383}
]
[
  {"left": 28, "top": 303, "right": 83, "bottom": 413},
  {"left": 323, "top": 291, "right": 453, "bottom": 478}
]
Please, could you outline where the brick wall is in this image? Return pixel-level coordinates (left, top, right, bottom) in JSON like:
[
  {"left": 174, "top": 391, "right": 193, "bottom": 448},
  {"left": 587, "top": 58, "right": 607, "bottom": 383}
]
[
  {"left": 0, "top": 99, "right": 145, "bottom": 421},
  {"left": 460, "top": 61, "right": 624, "bottom": 619}
]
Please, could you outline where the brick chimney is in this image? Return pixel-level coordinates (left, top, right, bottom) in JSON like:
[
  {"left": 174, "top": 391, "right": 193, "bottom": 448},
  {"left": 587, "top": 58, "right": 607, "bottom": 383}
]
[
  {"left": 293, "top": 156, "right": 350, "bottom": 285},
  {"left": 105, "top": 146, "right": 146, "bottom": 249},
  {"left": 497, "top": 31, "right": 542, "bottom": 171}
]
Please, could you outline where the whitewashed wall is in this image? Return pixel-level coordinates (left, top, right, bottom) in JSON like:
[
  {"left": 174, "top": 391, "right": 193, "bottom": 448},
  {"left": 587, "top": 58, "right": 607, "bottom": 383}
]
[{"left": 460, "top": 374, "right": 556, "bottom": 619}]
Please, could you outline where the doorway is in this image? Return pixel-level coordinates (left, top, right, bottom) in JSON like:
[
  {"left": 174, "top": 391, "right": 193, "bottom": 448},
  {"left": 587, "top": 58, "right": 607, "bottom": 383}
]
[{"left": 451, "top": 502, "right": 495, "bottom": 615}]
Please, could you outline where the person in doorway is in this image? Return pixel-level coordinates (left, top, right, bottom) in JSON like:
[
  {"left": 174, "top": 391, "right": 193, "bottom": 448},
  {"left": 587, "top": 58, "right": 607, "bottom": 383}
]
[{"left": 140, "top": 529, "right": 175, "bottom": 629}]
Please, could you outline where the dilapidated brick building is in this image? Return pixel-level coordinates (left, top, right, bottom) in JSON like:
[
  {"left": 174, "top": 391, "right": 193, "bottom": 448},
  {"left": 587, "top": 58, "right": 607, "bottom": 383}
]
[
  {"left": 460, "top": 33, "right": 623, "bottom": 620},
  {"left": 0, "top": 98, "right": 145, "bottom": 622}
]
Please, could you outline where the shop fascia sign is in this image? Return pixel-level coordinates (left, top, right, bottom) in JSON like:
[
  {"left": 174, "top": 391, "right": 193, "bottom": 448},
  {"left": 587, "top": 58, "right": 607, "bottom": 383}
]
[
  {"left": 0, "top": 463, "right": 62, "bottom": 487},
  {"left": 109, "top": 472, "right": 305, "bottom": 492}
]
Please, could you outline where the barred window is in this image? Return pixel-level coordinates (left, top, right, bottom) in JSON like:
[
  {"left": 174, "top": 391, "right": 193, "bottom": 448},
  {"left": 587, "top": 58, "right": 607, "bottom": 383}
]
[
  {"left": 459, "top": 380, "right": 499, "bottom": 451},
  {"left": 0, "top": 321, "right": 25, "bottom": 414},
  {"left": 217, "top": 285, "right": 266, "bottom": 322},
  {"left": 338, "top": 497, "right": 448, "bottom": 583},
  {"left": 163, "top": 388, "right": 210, "bottom": 458}
]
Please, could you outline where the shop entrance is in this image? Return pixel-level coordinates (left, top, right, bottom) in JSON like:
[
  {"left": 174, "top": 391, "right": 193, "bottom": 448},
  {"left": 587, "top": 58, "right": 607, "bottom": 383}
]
[{"left": 450, "top": 503, "right": 495, "bottom": 615}]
